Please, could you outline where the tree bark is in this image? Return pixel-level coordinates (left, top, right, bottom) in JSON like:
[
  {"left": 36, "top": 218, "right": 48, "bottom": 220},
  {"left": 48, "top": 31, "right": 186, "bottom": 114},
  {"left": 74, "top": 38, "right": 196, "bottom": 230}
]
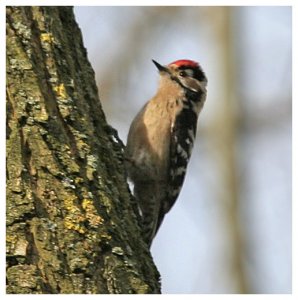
[{"left": 6, "top": 6, "right": 160, "bottom": 294}]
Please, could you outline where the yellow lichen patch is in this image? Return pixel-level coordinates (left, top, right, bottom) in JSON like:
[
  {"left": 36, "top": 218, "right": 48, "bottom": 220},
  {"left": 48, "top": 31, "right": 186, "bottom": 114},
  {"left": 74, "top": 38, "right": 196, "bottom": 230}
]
[
  {"left": 82, "top": 198, "right": 104, "bottom": 227},
  {"left": 6, "top": 234, "right": 18, "bottom": 244},
  {"left": 40, "top": 33, "right": 54, "bottom": 44},
  {"left": 63, "top": 195, "right": 80, "bottom": 214},
  {"left": 53, "top": 83, "right": 67, "bottom": 99},
  {"left": 81, "top": 198, "right": 93, "bottom": 210},
  {"left": 63, "top": 195, "right": 103, "bottom": 233},
  {"left": 63, "top": 195, "right": 86, "bottom": 234},
  {"left": 76, "top": 140, "right": 90, "bottom": 156},
  {"left": 64, "top": 216, "right": 86, "bottom": 234}
]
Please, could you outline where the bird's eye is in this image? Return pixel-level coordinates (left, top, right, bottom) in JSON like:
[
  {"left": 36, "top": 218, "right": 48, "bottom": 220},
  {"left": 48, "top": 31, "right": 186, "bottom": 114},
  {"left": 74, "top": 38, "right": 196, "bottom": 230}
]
[{"left": 179, "top": 71, "right": 187, "bottom": 77}]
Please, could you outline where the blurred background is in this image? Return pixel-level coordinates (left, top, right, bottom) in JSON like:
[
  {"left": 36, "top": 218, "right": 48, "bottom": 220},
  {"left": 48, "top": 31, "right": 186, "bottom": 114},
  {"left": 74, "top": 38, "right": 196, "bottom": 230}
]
[{"left": 74, "top": 6, "right": 292, "bottom": 293}]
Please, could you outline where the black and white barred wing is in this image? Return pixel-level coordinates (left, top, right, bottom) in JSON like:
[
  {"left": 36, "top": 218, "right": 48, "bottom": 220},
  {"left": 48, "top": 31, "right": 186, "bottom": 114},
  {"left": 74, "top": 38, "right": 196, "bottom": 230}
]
[{"left": 156, "top": 103, "right": 198, "bottom": 232}]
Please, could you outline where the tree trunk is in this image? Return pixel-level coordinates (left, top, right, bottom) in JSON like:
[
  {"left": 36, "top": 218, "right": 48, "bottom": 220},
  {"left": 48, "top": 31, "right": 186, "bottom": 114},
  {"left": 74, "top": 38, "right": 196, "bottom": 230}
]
[{"left": 6, "top": 6, "right": 160, "bottom": 294}]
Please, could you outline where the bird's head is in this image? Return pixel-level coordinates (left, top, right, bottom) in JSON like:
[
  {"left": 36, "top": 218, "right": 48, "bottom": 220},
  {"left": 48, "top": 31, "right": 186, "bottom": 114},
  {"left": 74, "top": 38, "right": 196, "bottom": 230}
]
[{"left": 152, "top": 59, "right": 207, "bottom": 93}]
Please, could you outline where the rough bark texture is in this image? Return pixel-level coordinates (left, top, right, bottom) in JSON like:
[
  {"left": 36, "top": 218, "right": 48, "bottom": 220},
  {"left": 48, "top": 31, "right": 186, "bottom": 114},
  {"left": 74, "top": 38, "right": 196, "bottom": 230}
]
[{"left": 6, "top": 6, "right": 160, "bottom": 294}]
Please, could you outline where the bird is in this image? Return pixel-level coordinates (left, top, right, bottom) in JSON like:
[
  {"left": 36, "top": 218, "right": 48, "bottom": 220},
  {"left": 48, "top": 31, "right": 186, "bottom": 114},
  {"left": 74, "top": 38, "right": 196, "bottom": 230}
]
[{"left": 125, "top": 59, "right": 207, "bottom": 247}]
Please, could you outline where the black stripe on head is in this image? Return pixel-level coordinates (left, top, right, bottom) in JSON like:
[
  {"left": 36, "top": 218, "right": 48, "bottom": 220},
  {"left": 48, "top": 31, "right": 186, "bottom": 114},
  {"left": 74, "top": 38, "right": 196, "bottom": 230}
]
[{"left": 178, "top": 65, "right": 207, "bottom": 82}]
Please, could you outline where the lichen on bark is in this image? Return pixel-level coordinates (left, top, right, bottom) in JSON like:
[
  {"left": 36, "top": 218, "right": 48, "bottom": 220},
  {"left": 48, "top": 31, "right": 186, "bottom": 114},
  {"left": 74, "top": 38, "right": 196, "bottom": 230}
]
[{"left": 6, "top": 6, "right": 160, "bottom": 294}]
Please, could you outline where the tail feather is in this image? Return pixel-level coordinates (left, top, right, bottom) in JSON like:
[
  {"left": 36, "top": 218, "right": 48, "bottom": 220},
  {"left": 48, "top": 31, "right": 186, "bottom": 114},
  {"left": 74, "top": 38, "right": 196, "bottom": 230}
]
[{"left": 134, "top": 181, "right": 166, "bottom": 247}]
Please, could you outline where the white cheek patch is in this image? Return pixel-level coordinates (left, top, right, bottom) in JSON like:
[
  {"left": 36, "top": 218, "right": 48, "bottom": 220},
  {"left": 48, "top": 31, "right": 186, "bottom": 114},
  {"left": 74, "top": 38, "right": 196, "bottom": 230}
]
[{"left": 185, "top": 69, "right": 194, "bottom": 77}]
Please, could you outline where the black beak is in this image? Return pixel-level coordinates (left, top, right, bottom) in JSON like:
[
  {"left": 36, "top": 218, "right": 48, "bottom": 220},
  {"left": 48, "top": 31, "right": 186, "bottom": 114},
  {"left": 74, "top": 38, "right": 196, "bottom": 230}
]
[{"left": 152, "top": 59, "right": 169, "bottom": 73}]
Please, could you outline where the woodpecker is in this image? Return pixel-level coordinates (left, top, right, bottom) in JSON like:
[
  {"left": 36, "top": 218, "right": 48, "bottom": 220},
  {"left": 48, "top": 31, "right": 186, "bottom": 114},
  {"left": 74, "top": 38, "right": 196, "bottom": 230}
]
[{"left": 125, "top": 59, "right": 207, "bottom": 247}]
